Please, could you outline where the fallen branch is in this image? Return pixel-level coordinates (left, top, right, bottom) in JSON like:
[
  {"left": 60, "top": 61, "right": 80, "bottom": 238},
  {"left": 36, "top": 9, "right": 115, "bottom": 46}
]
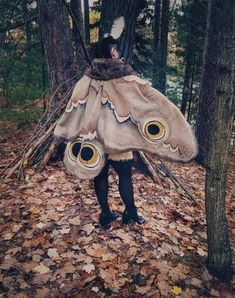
[
  {"left": 139, "top": 152, "right": 163, "bottom": 186},
  {"left": 0, "top": 78, "right": 75, "bottom": 178},
  {"left": 6, "top": 121, "right": 58, "bottom": 178},
  {"left": 145, "top": 153, "right": 198, "bottom": 205}
]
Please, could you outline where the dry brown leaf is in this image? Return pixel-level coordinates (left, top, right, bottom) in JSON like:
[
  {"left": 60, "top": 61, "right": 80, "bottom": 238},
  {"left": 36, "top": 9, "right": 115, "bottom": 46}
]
[
  {"left": 101, "top": 252, "right": 116, "bottom": 261},
  {"left": 157, "top": 280, "right": 171, "bottom": 296},
  {"left": 82, "top": 223, "right": 95, "bottom": 235},
  {"left": 69, "top": 216, "right": 81, "bottom": 225},
  {"left": 47, "top": 248, "right": 60, "bottom": 260},
  {"left": 0, "top": 258, "right": 16, "bottom": 270},
  {"left": 30, "top": 206, "right": 42, "bottom": 214},
  {"left": 33, "top": 263, "right": 50, "bottom": 274},
  {"left": 86, "top": 244, "right": 107, "bottom": 258},
  {"left": 50, "top": 212, "right": 61, "bottom": 221},
  {"left": 189, "top": 277, "right": 202, "bottom": 288},
  {"left": 35, "top": 287, "right": 50, "bottom": 298},
  {"left": 197, "top": 247, "right": 207, "bottom": 257},
  {"left": 83, "top": 263, "right": 95, "bottom": 274},
  {"left": 4, "top": 233, "right": 14, "bottom": 240},
  {"left": 60, "top": 227, "right": 71, "bottom": 234},
  {"left": 58, "top": 261, "right": 76, "bottom": 277}
]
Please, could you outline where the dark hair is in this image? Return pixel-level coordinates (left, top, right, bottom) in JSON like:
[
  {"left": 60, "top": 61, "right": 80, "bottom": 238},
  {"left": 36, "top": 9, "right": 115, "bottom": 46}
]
[{"left": 91, "top": 35, "right": 120, "bottom": 59}]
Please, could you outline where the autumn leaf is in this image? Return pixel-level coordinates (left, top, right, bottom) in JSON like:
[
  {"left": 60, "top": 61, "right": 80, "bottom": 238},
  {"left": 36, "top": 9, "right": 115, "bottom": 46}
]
[
  {"left": 47, "top": 248, "right": 60, "bottom": 260},
  {"left": 83, "top": 264, "right": 95, "bottom": 274},
  {"left": 171, "top": 286, "right": 182, "bottom": 295},
  {"left": 197, "top": 247, "right": 207, "bottom": 257},
  {"left": 50, "top": 212, "right": 61, "bottom": 221},
  {"left": 33, "top": 263, "right": 50, "bottom": 274},
  {"left": 68, "top": 216, "right": 81, "bottom": 225},
  {"left": 82, "top": 223, "right": 95, "bottom": 235}
]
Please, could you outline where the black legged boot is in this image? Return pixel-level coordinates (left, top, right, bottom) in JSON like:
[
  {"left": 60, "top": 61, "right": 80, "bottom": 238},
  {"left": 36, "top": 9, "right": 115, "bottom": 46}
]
[
  {"left": 122, "top": 207, "right": 145, "bottom": 225},
  {"left": 99, "top": 211, "right": 119, "bottom": 227}
]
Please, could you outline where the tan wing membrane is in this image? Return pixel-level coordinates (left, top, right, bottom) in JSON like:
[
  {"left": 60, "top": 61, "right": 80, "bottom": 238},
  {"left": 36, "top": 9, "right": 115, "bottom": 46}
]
[
  {"left": 64, "top": 139, "right": 105, "bottom": 180},
  {"left": 55, "top": 74, "right": 198, "bottom": 179}
]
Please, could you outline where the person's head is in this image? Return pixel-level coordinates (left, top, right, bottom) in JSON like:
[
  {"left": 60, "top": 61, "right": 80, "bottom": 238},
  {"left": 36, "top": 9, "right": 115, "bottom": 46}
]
[{"left": 93, "top": 35, "right": 121, "bottom": 59}]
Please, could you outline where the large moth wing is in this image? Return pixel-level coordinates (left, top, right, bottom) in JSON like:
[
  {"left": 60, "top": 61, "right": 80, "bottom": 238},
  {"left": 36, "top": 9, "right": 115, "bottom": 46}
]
[{"left": 54, "top": 75, "right": 198, "bottom": 179}]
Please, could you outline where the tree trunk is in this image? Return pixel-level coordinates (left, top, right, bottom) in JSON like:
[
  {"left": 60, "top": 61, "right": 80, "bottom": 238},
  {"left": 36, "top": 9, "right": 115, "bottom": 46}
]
[
  {"left": 158, "top": 0, "right": 169, "bottom": 94},
  {"left": 38, "top": 0, "right": 73, "bottom": 90},
  {"left": 195, "top": 0, "right": 222, "bottom": 165},
  {"left": 187, "top": 52, "right": 196, "bottom": 122},
  {"left": 71, "top": 0, "right": 87, "bottom": 73},
  {"left": 83, "top": 0, "right": 90, "bottom": 45},
  {"left": 99, "top": 0, "right": 142, "bottom": 64},
  {"left": 180, "top": 22, "right": 195, "bottom": 116},
  {"left": 22, "top": 0, "right": 32, "bottom": 82},
  {"left": 152, "top": 0, "right": 161, "bottom": 89},
  {"left": 205, "top": 0, "right": 234, "bottom": 282}
]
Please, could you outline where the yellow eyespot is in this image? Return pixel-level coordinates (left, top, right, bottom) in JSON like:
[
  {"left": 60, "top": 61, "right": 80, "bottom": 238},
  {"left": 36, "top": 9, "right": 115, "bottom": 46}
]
[
  {"left": 79, "top": 143, "right": 100, "bottom": 168},
  {"left": 69, "top": 140, "right": 82, "bottom": 161},
  {"left": 144, "top": 120, "right": 165, "bottom": 140}
]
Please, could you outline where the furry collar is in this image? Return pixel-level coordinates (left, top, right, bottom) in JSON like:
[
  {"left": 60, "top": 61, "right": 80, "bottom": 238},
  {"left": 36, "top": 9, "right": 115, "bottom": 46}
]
[{"left": 84, "top": 58, "right": 136, "bottom": 80}]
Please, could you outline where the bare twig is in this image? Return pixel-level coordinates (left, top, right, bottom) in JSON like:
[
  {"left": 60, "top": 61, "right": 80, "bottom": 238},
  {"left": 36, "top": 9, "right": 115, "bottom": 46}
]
[
  {"left": 145, "top": 153, "right": 198, "bottom": 204},
  {"left": 6, "top": 122, "right": 58, "bottom": 178},
  {"left": 60, "top": 0, "right": 91, "bottom": 65},
  {"left": 139, "top": 152, "right": 163, "bottom": 186},
  {"left": 0, "top": 79, "right": 75, "bottom": 178}
]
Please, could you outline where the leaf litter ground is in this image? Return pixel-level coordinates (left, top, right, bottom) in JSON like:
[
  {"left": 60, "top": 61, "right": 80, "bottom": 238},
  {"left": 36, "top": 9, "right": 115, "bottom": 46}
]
[{"left": 0, "top": 126, "right": 234, "bottom": 298}]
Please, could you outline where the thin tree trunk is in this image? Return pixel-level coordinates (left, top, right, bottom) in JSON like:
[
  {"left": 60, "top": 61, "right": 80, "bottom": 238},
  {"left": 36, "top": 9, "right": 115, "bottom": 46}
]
[
  {"left": 99, "top": 0, "right": 142, "bottom": 64},
  {"left": 187, "top": 52, "right": 196, "bottom": 122},
  {"left": 158, "top": 0, "right": 169, "bottom": 94},
  {"left": 38, "top": 0, "right": 73, "bottom": 90},
  {"left": 205, "top": 0, "right": 234, "bottom": 282},
  {"left": 195, "top": 0, "right": 222, "bottom": 165},
  {"left": 83, "top": 0, "right": 90, "bottom": 45},
  {"left": 152, "top": 0, "right": 161, "bottom": 89},
  {"left": 71, "top": 0, "right": 87, "bottom": 72},
  {"left": 22, "top": 0, "right": 32, "bottom": 82},
  {"left": 180, "top": 24, "right": 195, "bottom": 115}
]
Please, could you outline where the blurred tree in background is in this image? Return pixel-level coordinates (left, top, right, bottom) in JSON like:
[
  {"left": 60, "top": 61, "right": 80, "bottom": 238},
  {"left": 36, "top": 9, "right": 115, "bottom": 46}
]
[{"left": 0, "top": 0, "right": 44, "bottom": 106}]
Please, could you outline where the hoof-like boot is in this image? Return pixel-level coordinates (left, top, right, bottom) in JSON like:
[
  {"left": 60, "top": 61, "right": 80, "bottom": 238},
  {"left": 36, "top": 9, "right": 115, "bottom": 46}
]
[
  {"left": 99, "top": 211, "right": 119, "bottom": 227},
  {"left": 122, "top": 209, "right": 145, "bottom": 225}
]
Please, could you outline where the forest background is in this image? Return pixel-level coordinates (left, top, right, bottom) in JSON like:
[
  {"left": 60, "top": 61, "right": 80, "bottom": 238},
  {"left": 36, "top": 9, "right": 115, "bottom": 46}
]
[{"left": 0, "top": 0, "right": 234, "bottom": 296}]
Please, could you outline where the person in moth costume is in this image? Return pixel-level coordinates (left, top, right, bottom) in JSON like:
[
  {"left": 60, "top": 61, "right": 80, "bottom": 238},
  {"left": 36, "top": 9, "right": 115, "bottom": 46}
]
[{"left": 54, "top": 17, "right": 198, "bottom": 227}]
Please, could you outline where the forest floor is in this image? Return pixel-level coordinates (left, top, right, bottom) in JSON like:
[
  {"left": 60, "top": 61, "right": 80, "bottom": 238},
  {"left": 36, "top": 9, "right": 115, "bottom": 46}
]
[{"left": 0, "top": 121, "right": 235, "bottom": 298}]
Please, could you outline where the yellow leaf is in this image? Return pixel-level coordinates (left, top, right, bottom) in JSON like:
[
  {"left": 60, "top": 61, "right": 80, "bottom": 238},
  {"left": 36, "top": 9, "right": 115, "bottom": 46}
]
[{"left": 171, "top": 286, "right": 182, "bottom": 295}]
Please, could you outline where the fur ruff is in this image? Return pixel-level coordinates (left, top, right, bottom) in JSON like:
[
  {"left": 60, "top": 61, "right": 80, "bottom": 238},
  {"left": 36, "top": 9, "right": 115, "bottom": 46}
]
[{"left": 85, "top": 58, "right": 136, "bottom": 81}]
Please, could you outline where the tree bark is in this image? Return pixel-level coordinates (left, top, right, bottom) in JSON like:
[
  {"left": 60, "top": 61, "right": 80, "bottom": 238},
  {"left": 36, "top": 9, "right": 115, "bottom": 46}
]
[
  {"left": 152, "top": 0, "right": 161, "bottom": 89},
  {"left": 158, "top": 0, "right": 169, "bottom": 94},
  {"left": 71, "top": 0, "right": 87, "bottom": 73},
  {"left": 205, "top": 0, "right": 234, "bottom": 282},
  {"left": 195, "top": 0, "right": 222, "bottom": 165},
  {"left": 22, "top": 0, "right": 32, "bottom": 82},
  {"left": 83, "top": 0, "right": 90, "bottom": 45},
  {"left": 99, "top": 0, "right": 142, "bottom": 64},
  {"left": 38, "top": 0, "right": 73, "bottom": 90},
  {"left": 180, "top": 21, "right": 195, "bottom": 115}
]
